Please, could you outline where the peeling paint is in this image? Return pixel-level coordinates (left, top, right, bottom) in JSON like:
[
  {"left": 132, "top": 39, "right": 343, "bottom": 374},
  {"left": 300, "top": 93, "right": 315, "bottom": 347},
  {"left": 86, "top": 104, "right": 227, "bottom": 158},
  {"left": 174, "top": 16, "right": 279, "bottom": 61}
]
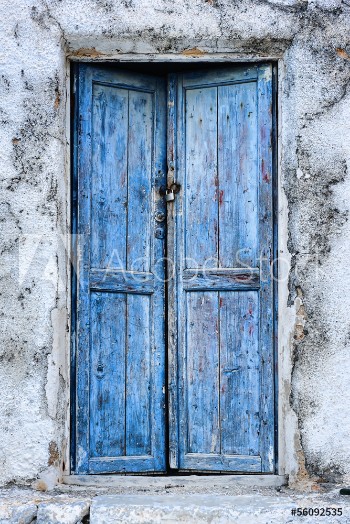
[
  {"left": 48, "top": 441, "right": 60, "bottom": 467},
  {"left": 181, "top": 48, "right": 206, "bottom": 56},
  {"left": 336, "top": 47, "right": 350, "bottom": 60},
  {"left": 293, "top": 288, "right": 307, "bottom": 343},
  {"left": 71, "top": 47, "right": 106, "bottom": 58}
]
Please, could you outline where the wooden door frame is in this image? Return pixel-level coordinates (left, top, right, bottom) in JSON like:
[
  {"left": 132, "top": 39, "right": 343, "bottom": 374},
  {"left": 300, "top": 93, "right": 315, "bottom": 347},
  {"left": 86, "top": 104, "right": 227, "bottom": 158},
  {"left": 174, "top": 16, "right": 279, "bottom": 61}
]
[{"left": 68, "top": 57, "right": 279, "bottom": 477}]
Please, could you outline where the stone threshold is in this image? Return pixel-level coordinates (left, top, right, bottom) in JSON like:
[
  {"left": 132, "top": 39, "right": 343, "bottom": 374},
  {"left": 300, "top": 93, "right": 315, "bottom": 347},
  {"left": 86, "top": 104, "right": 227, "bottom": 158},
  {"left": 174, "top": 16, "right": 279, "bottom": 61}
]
[
  {"left": 90, "top": 494, "right": 297, "bottom": 523},
  {"left": 62, "top": 474, "right": 287, "bottom": 488},
  {"left": 1, "top": 484, "right": 349, "bottom": 523}
]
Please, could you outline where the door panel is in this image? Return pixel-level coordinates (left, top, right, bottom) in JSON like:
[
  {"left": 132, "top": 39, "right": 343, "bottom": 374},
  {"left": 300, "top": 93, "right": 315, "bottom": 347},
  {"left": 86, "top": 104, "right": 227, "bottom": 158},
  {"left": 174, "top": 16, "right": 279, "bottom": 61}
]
[
  {"left": 186, "top": 292, "right": 220, "bottom": 454},
  {"left": 185, "top": 87, "right": 218, "bottom": 266},
  {"left": 219, "top": 291, "right": 260, "bottom": 456},
  {"left": 89, "top": 292, "right": 126, "bottom": 459},
  {"left": 90, "top": 84, "right": 128, "bottom": 269},
  {"left": 74, "top": 66, "right": 167, "bottom": 474},
  {"left": 168, "top": 64, "right": 275, "bottom": 472},
  {"left": 218, "top": 82, "right": 258, "bottom": 268}
]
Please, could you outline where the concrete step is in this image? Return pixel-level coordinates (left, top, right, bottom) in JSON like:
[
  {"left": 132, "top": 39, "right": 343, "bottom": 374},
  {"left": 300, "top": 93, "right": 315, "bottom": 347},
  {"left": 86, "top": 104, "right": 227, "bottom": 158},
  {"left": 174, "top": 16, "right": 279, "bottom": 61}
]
[
  {"left": 90, "top": 494, "right": 302, "bottom": 523},
  {"left": 1, "top": 486, "right": 349, "bottom": 523}
]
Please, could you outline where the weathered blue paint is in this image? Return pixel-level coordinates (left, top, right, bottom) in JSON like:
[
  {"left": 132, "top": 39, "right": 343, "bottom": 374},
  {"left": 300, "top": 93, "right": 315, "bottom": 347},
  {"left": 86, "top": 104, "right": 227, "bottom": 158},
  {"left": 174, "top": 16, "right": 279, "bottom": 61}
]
[
  {"left": 74, "top": 65, "right": 167, "bottom": 474},
  {"left": 170, "top": 64, "right": 275, "bottom": 472},
  {"left": 182, "top": 268, "right": 260, "bottom": 291},
  {"left": 73, "top": 64, "right": 275, "bottom": 475},
  {"left": 272, "top": 64, "right": 279, "bottom": 472},
  {"left": 90, "top": 269, "right": 155, "bottom": 294},
  {"left": 167, "top": 73, "right": 180, "bottom": 470},
  {"left": 257, "top": 64, "right": 275, "bottom": 472}
]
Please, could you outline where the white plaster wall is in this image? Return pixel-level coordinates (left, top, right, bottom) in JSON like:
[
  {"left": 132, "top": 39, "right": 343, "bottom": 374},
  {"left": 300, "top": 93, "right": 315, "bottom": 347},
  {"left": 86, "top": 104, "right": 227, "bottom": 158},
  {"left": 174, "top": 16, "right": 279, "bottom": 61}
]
[{"left": 0, "top": 0, "right": 349, "bottom": 485}]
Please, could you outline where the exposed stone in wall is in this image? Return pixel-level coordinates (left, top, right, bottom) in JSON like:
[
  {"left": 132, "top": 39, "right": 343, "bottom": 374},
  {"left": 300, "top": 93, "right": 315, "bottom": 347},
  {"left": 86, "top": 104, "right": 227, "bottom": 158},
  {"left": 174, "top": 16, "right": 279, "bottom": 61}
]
[{"left": 0, "top": 0, "right": 349, "bottom": 485}]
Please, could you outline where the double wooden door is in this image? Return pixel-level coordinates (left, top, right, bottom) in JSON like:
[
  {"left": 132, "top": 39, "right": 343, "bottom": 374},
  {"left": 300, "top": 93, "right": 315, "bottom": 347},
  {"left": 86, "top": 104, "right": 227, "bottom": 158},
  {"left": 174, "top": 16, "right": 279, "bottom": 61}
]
[{"left": 72, "top": 63, "right": 275, "bottom": 474}]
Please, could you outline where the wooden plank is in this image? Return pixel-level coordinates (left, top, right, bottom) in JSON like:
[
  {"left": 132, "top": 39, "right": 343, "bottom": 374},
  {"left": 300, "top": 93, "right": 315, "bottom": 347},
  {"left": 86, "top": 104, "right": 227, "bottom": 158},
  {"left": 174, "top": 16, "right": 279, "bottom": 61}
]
[
  {"left": 182, "top": 66, "right": 258, "bottom": 88},
  {"left": 183, "top": 268, "right": 260, "bottom": 291},
  {"left": 91, "top": 68, "right": 158, "bottom": 92},
  {"left": 151, "top": 76, "right": 167, "bottom": 472},
  {"left": 126, "top": 295, "right": 152, "bottom": 456},
  {"left": 63, "top": 474, "right": 288, "bottom": 488},
  {"left": 167, "top": 74, "right": 180, "bottom": 469},
  {"left": 272, "top": 65, "right": 279, "bottom": 475},
  {"left": 218, "top": 82, "right": 258, "bottom": 269},
  {"left": 185, "top": 86, "right": 218, "bottom": 267},
  {"left": 70, "top": 63, "right": 79, "bottom": 472},
  {"left": 86, "top": 456, "right": 158, "bottom": 474},
  {"left": 89, "top": 292, "right": 126, "bottom": 458},
  {"left": 75, "top": 64, "right": 93, "bottom": 474},
  {"left": 182, "top": 453, "right": 261, "bottom": 472},
  {"left": 219, "top": 291, "right": 260, "bottom": 457},
  {"left": 257, "top": 64, "right": 275, "bottom": 472},
  {"left": 90, "top": 84, "right": 128, "bottom": 270},
  {"left": 127, "top": 90, "right": 153, "bottom": 272},
  {"left": 186, "top": 292, "right": 220, "bottom": 455},
  {"left": 90, "top": 269, "right": 154, "bottom": 294}
]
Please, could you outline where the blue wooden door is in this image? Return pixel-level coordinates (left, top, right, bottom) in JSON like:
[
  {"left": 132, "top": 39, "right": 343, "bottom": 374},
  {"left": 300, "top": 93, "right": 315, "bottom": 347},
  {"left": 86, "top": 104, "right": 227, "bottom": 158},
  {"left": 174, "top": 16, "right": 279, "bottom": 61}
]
[
  {"left": 73, "top": 66, "right": 167, "bottom": 473},
  {"left": 73, "top": 64, "right": 275, "bottom": 475},
  {"left": 167, "top": 64, "right": 275, "bottom": 472}
]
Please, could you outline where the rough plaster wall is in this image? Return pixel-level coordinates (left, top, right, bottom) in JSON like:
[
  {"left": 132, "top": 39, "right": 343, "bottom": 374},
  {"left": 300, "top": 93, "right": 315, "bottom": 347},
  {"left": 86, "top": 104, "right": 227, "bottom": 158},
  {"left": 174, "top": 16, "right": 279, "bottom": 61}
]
[
  {"left": 0, "top": 1, "right": 68, "bottom": 485},
  {"left": 284, "top": 35, "right": 350, "bottom": 481},
  {"left": 0, "top": 0, "right": 349, "bottom": 485}
]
